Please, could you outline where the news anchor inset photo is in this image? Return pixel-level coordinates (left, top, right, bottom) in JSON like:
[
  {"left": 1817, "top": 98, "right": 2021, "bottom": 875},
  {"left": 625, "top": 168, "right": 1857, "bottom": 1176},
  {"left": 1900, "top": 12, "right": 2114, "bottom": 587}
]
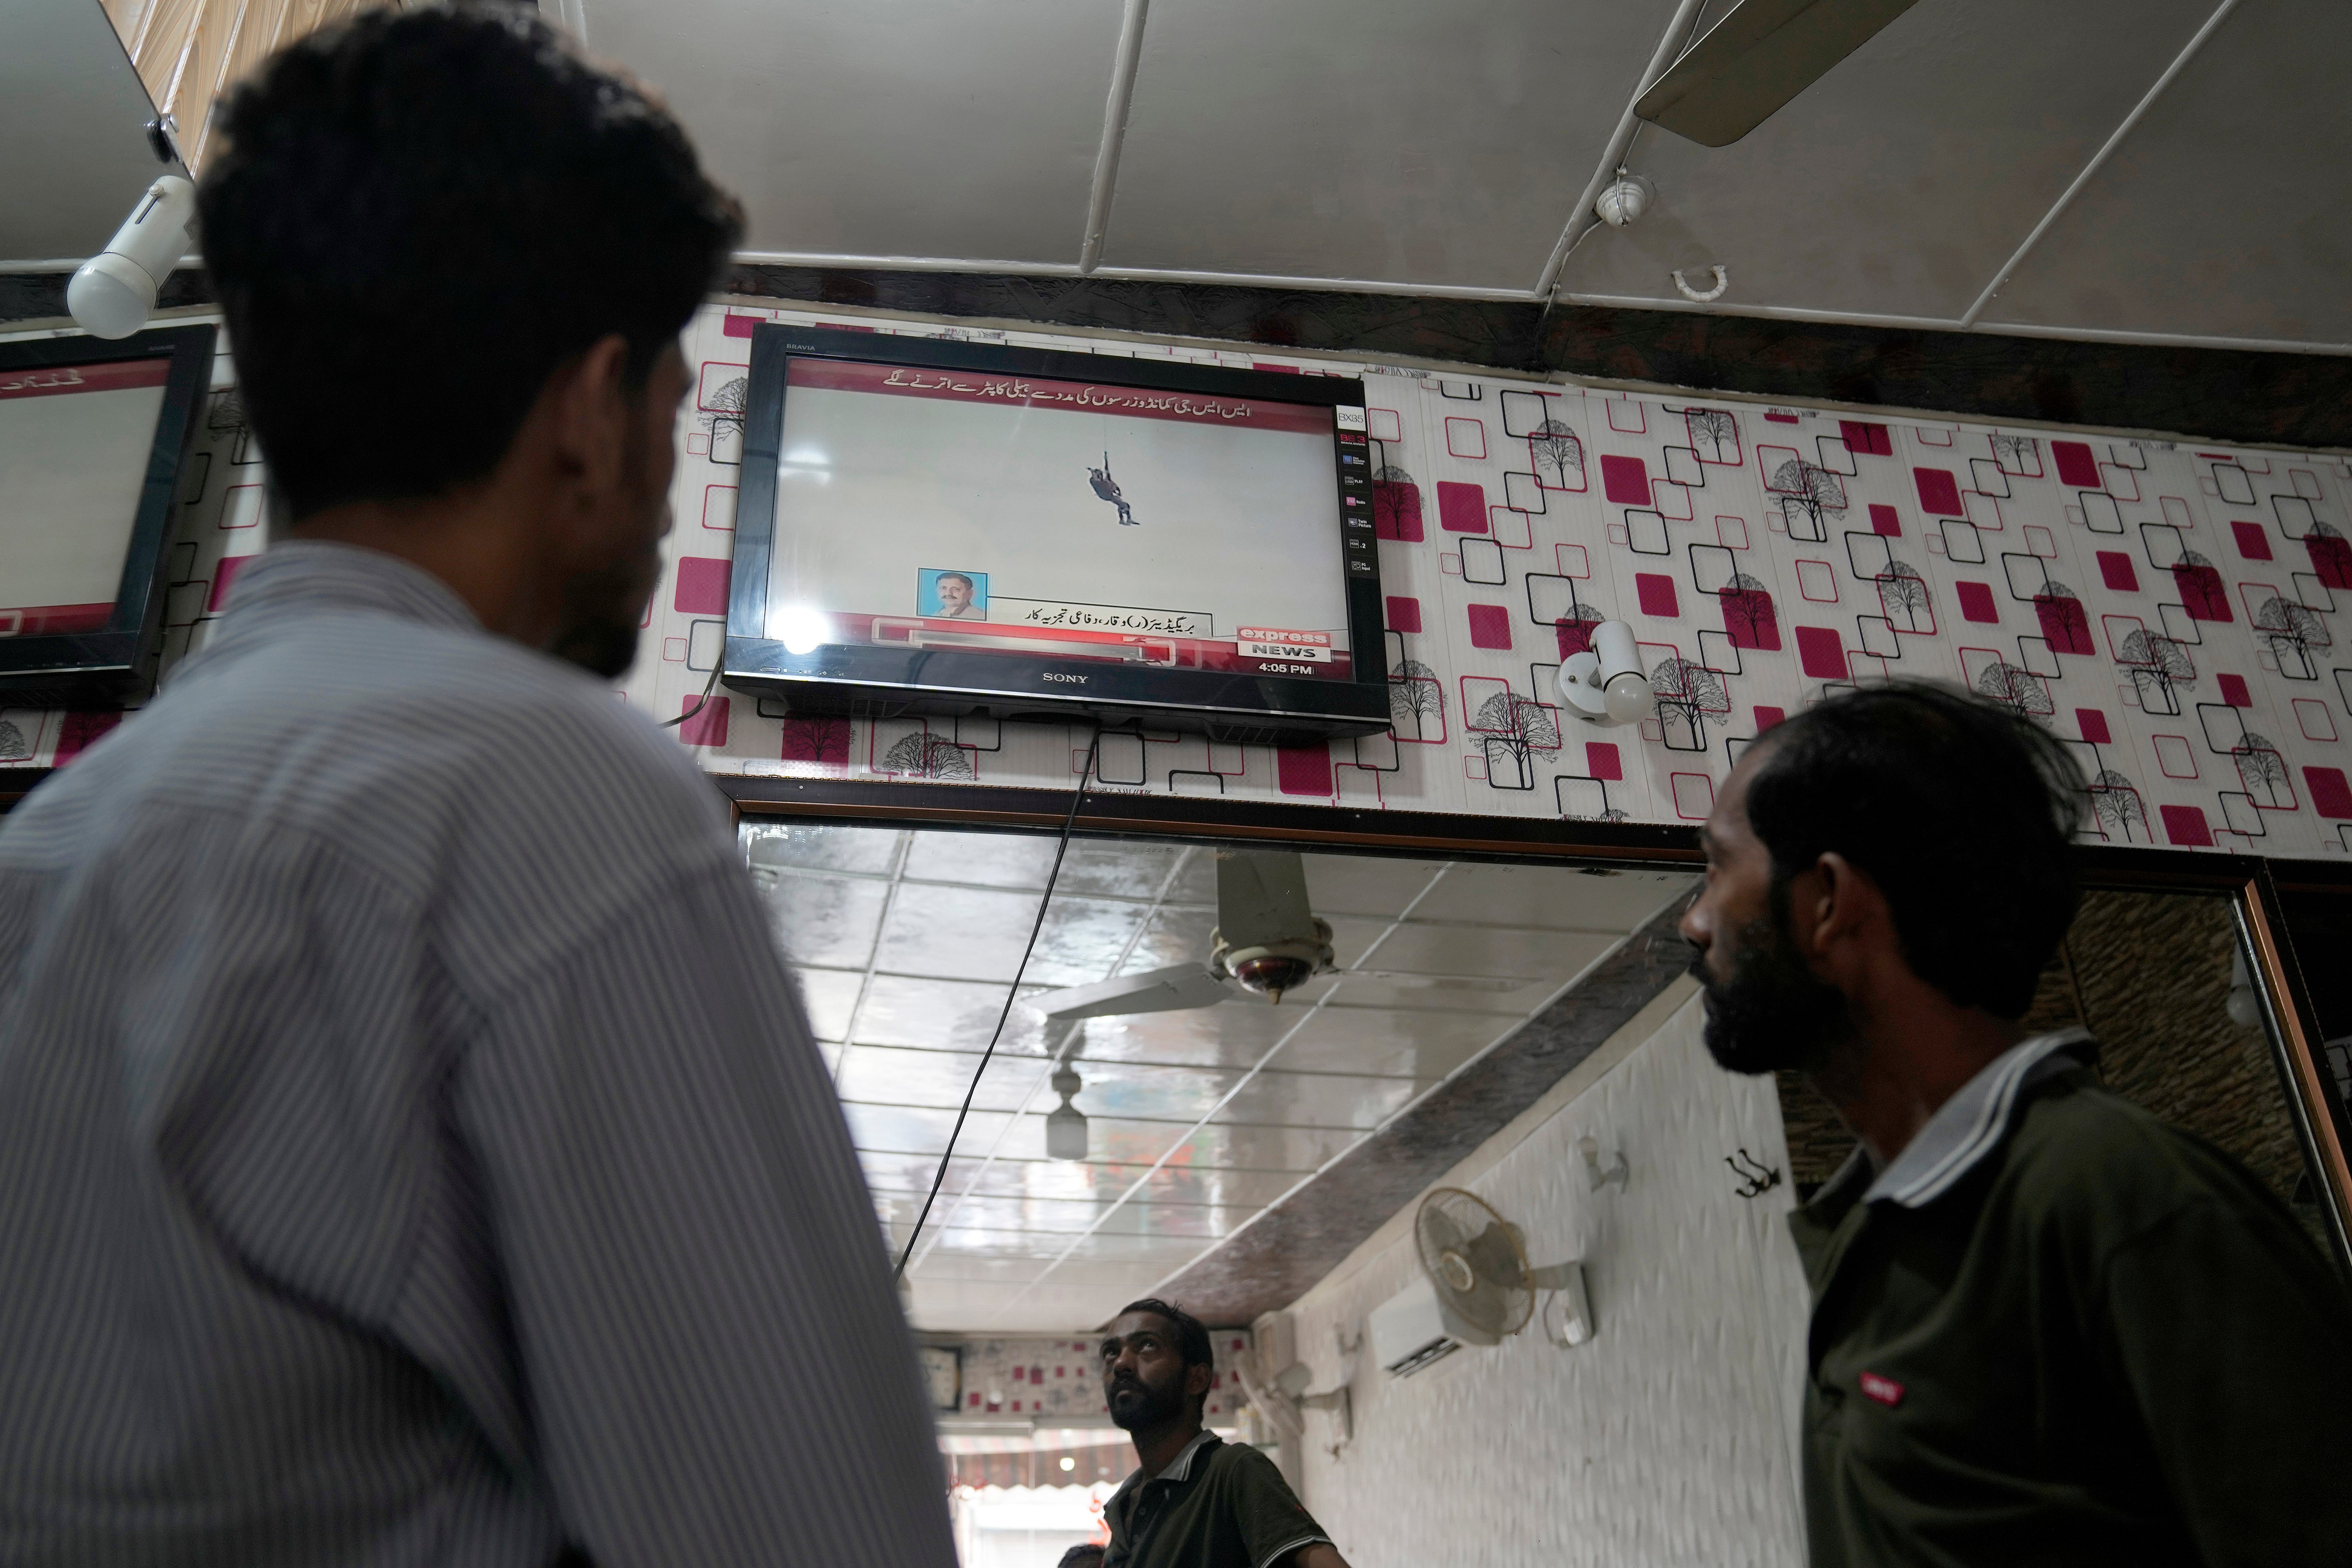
[{"left": 917, "top": 568, "right": 988, "bottom": 620}]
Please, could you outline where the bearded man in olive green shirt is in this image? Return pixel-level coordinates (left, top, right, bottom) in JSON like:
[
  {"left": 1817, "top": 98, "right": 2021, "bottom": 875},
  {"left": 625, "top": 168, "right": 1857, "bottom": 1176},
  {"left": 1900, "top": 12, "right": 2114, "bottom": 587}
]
[
  {"left": 1098, "top": 1299, "right": 1350, "bottom": 1568},
  {"left": 1682, "top": 681, "right": 2352, "bottom": 1567}
]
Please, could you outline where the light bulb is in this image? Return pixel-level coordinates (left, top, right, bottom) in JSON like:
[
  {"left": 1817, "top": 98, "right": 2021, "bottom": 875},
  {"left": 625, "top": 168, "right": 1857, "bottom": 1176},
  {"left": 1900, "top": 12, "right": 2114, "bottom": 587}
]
[
  {"left": 1602, "top": 670, "right": 1655, "bottom": 724},
  {"left": 1046, "top": 1064, "right": 1088, "bottom": 1161}
]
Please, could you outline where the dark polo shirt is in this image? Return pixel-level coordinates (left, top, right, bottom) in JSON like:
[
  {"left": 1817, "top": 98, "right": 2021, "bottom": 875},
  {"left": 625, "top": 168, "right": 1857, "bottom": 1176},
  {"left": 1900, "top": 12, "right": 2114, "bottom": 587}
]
[
  {"left": 1103, "top": 1431, "right": 1332, "bottom": 1568},
  {"left": 1791, "top": 1029, "right": 2352, "bottom": 1566}
]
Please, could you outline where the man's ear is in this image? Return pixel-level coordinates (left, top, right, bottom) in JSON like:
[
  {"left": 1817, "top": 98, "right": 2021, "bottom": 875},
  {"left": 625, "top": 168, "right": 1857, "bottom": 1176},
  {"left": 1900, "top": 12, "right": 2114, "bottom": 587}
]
[
  {"left": 1186, "top": 1362, "right": 1213, "bottom": 1401},
  {"left": 542, "top": 334, "right": 633, "bottom": 492},
  {"left": 1808, "top": 852, "right": 1891, "bottom": 967}
]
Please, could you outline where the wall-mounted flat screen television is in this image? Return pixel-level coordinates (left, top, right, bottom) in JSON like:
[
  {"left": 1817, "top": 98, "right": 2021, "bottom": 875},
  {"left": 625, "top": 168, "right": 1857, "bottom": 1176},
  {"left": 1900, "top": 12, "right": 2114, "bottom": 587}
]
[
  {"left": 0, "top": 323, "right": 212, "bottom": 709},
  {"left": 723, "top": 327, "right": 1390, "bottom": 744}
]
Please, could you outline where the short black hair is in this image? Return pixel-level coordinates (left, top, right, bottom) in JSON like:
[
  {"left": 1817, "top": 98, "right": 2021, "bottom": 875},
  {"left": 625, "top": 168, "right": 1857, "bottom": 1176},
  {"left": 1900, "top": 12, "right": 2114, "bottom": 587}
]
[
  {"left": 197, "top": 4, "right": 742, "bottom": 520},
  {"left": 1116, "top": 1297, "right": 1214, "bottom": 1416},
  {"left": 937, "top": 572, "right": 974, "bottom": 589},
  {"left": 1742, "top": 681, "right": 2084, "bottom": 1019}
]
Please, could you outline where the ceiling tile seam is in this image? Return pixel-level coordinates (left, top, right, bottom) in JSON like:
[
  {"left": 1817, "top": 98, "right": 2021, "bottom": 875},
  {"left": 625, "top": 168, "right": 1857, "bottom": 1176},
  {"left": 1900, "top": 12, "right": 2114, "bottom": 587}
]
[
  {"left": 839, "top": 1047, "right": 1440, "bottom": 1082},
  {"left": 1532, "top": 0, "right": 1713, "bottom": 299},
  {"left": 1124, "top": 881, "right": 1700, "bottom": 1303},
  {"left": 774, "top": 864, "right": 1638, "bottom": 933},
  {"left": 908, "top": 845, "right": 1198, "bottom": 1272},
  {"left": 1959, "top": 0, "right": 2247, "bottom": 329},
  {"left": 768, "top": 863, "right": 1206, "bottom": 903},
  {"left": 854, "top": 1111, "right": 1426, "bottom": 1137},
  {"left": 980, "top": 864, "right": 1463, "bottom": 1324},
  {"left": 822, "top": 829, "right": 914, "bottom": 1091}
]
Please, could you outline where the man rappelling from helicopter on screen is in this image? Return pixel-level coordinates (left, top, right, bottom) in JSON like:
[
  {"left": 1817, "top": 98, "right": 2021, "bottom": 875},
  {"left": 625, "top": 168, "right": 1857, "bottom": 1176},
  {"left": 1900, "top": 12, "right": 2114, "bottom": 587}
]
[{"left": 1088, "top": 454, "right": 1137, "bottom": 526}]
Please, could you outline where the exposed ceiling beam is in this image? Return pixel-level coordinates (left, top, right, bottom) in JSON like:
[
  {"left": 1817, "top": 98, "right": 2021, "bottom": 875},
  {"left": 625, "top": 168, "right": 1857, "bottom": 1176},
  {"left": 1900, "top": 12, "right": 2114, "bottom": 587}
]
[
  {"left": 1958, "top": 0, "right": 2245, "bottom": 329},
  {"left": 1077, "top": 0, "right": 1152, "bottom": 276}
]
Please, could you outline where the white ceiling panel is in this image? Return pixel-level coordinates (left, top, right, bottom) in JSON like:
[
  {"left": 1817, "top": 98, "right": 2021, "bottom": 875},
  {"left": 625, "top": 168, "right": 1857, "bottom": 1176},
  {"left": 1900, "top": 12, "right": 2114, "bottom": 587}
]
[
  {"left": 1981, "top": 1, "right": 2352, "bottom": 345},
  {"left": 836, "top": 1045, "right": 1050, "bottom": 1112},
  {"left": 1298, "top": 853, "right": 1452, "bottom": 918},
  {"left": 791, "top": 967, "right": 864, "bottom": 1040},
  {"left": 1557, "top": 0, "right": 2219, "bottom": 320},
  {"left": 897, "top": 1194, "right": 1257, "bottom": 1238},
  {"left": 1405, "top": 864, "right": 1694, "bottom": 931},
  {"left": 749, "top": 822, "right": 1694, "bottom": 1330},
  {"left": 904, "top": 1279, "right": 1133, "bottom": 1331},
  {"left": 586, "top": 0, "right": 1122, "bottom": 263},
  {"left": 1083, "top": 1003, "right": 1506, "bottom": 1078},
  {"left": 1103, "top": 0, "right": 1686, "bottom": 289},
  {"left": 0, "top": 0, "right": 179, "bottom": 264},
  {"left": 1212, "top": 1071, "right": 1426, "bottom": 1130},
  {"left": 844, "top": 1102, "right": 1020, "bottom": 1155},
  {"left": 845, "top": 974, "right": 1055, "bottom": 1054}
]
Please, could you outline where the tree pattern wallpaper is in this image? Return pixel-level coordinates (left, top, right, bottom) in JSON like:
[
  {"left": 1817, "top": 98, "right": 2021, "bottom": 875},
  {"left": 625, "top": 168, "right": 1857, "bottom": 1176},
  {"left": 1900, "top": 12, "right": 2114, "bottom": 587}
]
[{"left": 5, "top": 307, "right": 2348, "bottom": 861}]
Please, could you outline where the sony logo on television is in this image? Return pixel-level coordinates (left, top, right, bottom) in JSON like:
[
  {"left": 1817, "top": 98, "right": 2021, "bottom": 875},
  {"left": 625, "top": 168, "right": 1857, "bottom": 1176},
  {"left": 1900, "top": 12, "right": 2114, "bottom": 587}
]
[{"left": 1042, "top": 672, "right": 1089, "bottom": 684}]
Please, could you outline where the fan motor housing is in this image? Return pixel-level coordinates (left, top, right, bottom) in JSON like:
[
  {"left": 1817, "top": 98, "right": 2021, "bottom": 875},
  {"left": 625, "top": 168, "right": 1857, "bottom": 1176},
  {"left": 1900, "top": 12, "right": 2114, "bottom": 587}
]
[{"left": 1210, "top": 916, "right": 1334, "bottom": 1001}]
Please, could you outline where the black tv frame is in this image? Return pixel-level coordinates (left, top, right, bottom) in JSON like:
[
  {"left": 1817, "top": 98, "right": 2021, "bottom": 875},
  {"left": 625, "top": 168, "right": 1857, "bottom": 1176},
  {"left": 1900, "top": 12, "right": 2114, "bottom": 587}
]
[
  {"left": 722, "top": 326, "right": 1392, "bottom": 746},
  {"left": 0, "top": 323, "right": 214, "bottom": 710}
]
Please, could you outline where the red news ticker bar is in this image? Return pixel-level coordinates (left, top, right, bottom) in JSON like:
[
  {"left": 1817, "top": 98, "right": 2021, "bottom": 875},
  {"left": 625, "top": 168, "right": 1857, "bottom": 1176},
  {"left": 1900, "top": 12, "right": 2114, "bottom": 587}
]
[
  {"left": 863, "top": 612, "right": 1354, "bottom": 680},
  {"left": 0, "top": 602, "right": 113, "bottom": 635},
  {"left": 0, "top": 358, "right": 171, "bottom": 403},
  {"left": 788, "top": 357, "right": 1336, "bottom": 436}
]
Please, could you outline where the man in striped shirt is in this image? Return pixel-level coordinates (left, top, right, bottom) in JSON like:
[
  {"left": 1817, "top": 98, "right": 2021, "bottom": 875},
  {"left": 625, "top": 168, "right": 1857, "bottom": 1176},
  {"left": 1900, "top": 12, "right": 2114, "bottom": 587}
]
[{"left": 0, "top": 10, "right": 955, "bottom": 1565}]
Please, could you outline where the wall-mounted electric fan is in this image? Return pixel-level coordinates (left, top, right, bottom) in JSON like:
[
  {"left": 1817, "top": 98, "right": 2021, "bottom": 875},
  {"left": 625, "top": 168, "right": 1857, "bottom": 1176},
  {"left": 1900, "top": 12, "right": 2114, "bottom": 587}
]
[{"left": 1370, "top": 1187, "right": 1593, "bottom": 1377}]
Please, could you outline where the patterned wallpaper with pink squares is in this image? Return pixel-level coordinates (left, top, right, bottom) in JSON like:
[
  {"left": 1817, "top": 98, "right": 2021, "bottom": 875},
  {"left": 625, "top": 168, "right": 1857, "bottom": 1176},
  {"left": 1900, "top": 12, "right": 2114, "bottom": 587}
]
[
  {"left": 5, "top": 307, "right": 2349, "bottom": 861},
  {"left": 641, "top": 305, "right": 2352, "bottom": 861}
]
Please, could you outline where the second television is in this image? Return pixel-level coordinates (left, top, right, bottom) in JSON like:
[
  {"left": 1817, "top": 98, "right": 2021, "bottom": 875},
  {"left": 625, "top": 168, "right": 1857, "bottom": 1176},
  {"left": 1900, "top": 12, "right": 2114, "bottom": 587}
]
[{"left": 722, "top": 327, "right": 1392, "bottom": 744}]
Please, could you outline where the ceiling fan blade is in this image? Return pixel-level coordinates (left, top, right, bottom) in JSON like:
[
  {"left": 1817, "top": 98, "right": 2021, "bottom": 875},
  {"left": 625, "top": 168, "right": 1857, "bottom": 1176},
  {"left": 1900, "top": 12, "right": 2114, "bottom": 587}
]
[
  {"left": 1025, "top": 963, "right": 1233, "bottom": 1021},
  {"left": 1215, "top": 851, "right": 1319, "bottom": 950},
  {"left": 1340, "top": 969, "right": 1537, "bottom": 993},
  {"left": 1633, "top": 0, "right": 1920, "bottom": 148}
]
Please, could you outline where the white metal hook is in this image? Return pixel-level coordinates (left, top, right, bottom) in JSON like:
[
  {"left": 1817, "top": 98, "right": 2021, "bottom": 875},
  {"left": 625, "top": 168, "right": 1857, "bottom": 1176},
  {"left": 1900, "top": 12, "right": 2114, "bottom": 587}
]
[{"left": 1671, "top": 265, "right": 1729, "bottom": 303}]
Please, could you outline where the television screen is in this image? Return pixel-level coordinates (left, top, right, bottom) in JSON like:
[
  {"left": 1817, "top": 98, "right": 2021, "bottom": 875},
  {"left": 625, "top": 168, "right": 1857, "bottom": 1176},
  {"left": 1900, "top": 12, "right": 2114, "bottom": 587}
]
[
  {"left": 0, "top": 324, "right": 212, "bottom": 709},
  {"left": 726, "top": 329, "right": 1389, "bottom": 742},
  {"left": 1, "top": 357, "right": 171, "bottom": 637}
]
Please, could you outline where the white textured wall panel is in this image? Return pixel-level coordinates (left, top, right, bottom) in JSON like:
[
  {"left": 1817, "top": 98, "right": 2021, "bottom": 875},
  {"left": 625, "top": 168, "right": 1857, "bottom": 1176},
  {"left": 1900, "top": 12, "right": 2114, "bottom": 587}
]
[{"left": 1279, "top": 996, "right": 1811, "bottom": 1568}]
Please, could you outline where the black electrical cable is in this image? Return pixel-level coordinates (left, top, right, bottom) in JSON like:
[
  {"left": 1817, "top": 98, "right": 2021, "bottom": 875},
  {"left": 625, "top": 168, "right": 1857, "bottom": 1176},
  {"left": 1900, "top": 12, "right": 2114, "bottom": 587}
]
[
  {"left": 661, "top": 660, "right": 726, "bottom": 729},
  {"left": 893, "top": 730, "right": 1101, "bottom": 1281}
]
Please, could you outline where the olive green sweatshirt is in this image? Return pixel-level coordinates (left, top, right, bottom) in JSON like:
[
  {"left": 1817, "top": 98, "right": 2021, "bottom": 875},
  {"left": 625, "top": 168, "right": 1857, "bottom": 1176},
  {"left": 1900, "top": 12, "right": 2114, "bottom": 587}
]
[{"left": 1790, "top": 1031, "right": 2352, "bottom": 1567}]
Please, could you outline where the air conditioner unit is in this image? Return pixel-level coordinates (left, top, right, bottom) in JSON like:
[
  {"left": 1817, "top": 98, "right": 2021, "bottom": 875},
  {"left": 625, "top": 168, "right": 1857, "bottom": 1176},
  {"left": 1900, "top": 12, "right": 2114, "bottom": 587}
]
[{"left": 1369, "top": 1276, "right": 1474, "bottom": 1377}]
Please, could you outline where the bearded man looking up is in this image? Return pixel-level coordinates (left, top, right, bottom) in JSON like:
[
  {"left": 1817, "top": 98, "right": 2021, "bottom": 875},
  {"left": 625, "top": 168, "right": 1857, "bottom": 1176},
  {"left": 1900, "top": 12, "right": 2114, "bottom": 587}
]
[
  {"left": 1098, "top": 1300, "right": 1349, "bottom": 1568},
  {"left": 1681, "top": 680, "right": 2352, "bottom": 1568}
]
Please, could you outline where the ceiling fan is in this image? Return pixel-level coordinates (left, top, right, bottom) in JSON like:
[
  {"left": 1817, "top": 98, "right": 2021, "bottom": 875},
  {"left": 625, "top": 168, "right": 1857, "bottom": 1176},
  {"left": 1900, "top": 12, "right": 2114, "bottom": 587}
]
[
  {"left": 1635, "top": 0, "right": 1920, "bottom": 148},
  {"left": 1022, "top": 851, "right": 1533, "bottom": 1022}
]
